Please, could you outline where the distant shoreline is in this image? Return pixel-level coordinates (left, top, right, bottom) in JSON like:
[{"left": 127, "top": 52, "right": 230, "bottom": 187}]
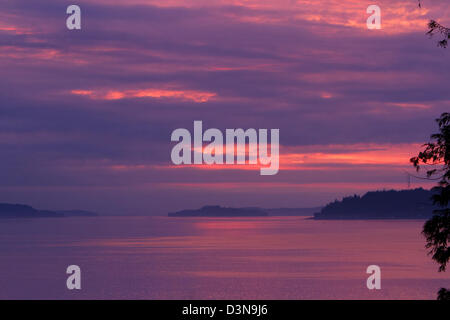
[
  {"left": 313, "top": 188, "right": 435, "bottom": 220},
  {"left": 0, "top": 203, "right": 98, "bottom": 219},
  {"left": 168, "top": 205, "right": 320, "bottom": 217},
  {"left": 310, "top": 216, "right": 429, "bottom": 220}
]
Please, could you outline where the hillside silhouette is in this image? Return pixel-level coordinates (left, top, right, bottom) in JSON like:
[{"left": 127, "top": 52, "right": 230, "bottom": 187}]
[
  {"left": 314, "top": 188, "right": 436, "bottom": 220},
  {"left": 0, "top": 203, "right": 98, "bottom": 218},
  {"left": 169, "top": 205, "right": 268, "bottom": 217}
]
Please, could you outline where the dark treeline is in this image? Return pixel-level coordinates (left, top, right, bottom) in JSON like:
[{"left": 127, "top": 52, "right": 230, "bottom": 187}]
[{"left": 314, "top": 188, "right": 436, "bottom": 220}]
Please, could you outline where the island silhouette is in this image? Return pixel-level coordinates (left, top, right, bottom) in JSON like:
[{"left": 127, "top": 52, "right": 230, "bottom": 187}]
[
  {"left": 0, "top": 203, "right": 98, "bottom": 218},
  {"left": 168, "top": 205, "right": 269, "bottom": 217},
  {"left": 168, "top": 205, "right": 323, "bottom": 217},
  {"left": 314, "top": 188, "right": 435, "bottom": 220}
]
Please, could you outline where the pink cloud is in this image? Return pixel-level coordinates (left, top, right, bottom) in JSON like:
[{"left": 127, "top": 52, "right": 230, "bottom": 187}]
[{"left": 71, "top": 88, "right": 217, "bottom": 103}]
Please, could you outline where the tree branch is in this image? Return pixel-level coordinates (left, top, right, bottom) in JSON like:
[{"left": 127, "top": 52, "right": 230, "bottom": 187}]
[{"left": 418, "top": 1, "right": 450, "bottom": 48}]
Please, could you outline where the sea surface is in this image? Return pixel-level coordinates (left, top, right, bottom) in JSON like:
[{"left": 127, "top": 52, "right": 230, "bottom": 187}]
[{"left": 0, "top": 216, "right": 448, "bottom": 299}]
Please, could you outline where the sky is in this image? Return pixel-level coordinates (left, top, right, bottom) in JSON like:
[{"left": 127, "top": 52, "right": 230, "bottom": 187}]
[{"left": 0, "top": 0, "right": 449, "bottom": 215}]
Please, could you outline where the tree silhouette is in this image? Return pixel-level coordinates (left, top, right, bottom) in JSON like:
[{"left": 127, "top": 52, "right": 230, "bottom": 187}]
[
  {"left": 410, "top": 113, "right": 450, "bottom": 300},
  {"left": 427, "top": 20, "right": 450, "bottom": 48},
  {"left": 418, "top": 0, "right": 450, "bottom": 48}
]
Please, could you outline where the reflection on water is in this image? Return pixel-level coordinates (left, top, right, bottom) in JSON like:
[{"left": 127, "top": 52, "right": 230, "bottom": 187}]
[{"left": 0, "top": 217, "right": 448, "bottom": 299}]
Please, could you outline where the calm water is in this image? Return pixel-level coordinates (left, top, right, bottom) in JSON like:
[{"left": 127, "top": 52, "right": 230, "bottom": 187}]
[{"left": 0, "top": 216, "right": 448, "bottom": 299}]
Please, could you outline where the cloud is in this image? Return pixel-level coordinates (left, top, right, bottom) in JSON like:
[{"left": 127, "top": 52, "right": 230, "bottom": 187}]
[
  {"left": 71, "top": 88, "right": 216, "bottom": 102},
  {"left": 0, "top": 0, "right": 448, "bottom": 213}
]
